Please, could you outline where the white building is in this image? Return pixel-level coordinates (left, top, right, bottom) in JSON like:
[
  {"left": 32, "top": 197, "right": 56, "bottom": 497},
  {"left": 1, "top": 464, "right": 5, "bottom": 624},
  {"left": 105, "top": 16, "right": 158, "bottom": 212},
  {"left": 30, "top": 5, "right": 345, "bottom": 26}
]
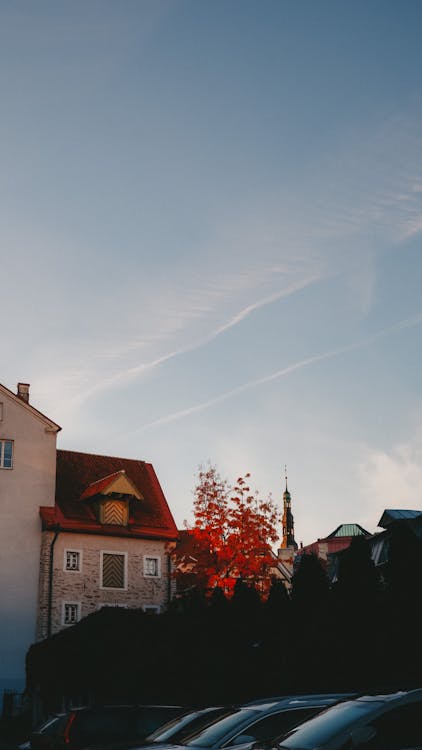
[
  {"left": 0, "top": 381, "right": 178, "bottom": 702},
  {"left": 0, "top": 382, "right": 60, "bottom": 698}
]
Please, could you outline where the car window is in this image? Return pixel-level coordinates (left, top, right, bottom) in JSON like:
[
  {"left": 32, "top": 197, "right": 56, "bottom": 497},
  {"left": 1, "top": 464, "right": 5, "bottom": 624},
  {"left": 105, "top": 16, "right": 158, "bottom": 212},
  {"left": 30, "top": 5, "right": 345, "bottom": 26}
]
[
  {"left": 279, "top": 701, "right": 383, "bottom": 749},
  {"left": 367, "top": 702, "right": 422, "bottom": 750},
  {"left": 225, "top": 708, "right": 324, "bottom": 746},
  {"left": 150, "top": 709, "right": 233, "bottom": 744},
  {"left": 147, "top": 712, "right": 196, "bottom": 741},
  {"left": 70, "top": 708, "right": 133, "bottom": 747},
  {"left": 134, "top": 707, "right": 187, "bottom": 737},
  {"left": 185, "top": 710, "right": 259, "bottom": 748},
  {"left": 37, "top": 717, "right": 68, "bottom": 736}
]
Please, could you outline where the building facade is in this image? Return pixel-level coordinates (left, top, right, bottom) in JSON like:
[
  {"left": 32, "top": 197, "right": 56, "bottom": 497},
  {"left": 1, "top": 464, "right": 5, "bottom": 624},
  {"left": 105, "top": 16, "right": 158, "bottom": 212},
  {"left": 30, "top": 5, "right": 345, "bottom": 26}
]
[
  {"left": 0, "top": 381, "right": 178, "bottom": 698},
  {"left": 0, "top": 382, "right": 60, "bottom": 697},
  {"left": 298, "top": 522, "right": 371, "bottom": 579},
  {"left": 37, "top": 450, "right": 178, "bottom": 639}
]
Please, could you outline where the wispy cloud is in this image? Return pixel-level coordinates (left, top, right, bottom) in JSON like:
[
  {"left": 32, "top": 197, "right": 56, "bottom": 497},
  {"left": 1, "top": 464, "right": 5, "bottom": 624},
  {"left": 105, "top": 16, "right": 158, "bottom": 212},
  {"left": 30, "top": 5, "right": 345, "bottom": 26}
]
[
  {"left": 359, "top": 434, "right": 422, "bottom": 530},
  {"left": 62, "top": 268, "right": 324, "bottom": 408},
  {"left": 303, "top": 113, "right": 422, "bottom": 244},
  {"left": 131, "top": 311, "right": 422, "bottom": 433}
]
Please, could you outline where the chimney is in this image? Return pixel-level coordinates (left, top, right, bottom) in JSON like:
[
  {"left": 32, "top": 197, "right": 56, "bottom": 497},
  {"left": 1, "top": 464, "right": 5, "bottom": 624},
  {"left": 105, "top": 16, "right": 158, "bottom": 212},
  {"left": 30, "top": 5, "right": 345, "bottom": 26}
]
[{"left": 17, "top": 382, "right": 30, "bottom": 403}]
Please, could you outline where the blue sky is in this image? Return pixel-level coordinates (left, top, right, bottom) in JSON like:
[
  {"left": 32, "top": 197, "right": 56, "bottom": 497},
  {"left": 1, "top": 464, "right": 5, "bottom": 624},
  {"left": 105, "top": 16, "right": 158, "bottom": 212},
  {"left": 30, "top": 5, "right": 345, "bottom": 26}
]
[{"left": 2, "top": 0, "right": 422, "bottom": 543}]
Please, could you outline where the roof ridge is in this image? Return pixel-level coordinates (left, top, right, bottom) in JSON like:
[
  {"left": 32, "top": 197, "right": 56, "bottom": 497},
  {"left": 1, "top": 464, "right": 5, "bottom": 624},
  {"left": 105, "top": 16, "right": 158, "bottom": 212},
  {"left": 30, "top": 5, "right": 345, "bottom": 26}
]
[
  {"left": 57, "top": 448, "right": 148, "bottom": 464},
  {"left": 84, "top": 469, "right": 126, "bottom": 486}
]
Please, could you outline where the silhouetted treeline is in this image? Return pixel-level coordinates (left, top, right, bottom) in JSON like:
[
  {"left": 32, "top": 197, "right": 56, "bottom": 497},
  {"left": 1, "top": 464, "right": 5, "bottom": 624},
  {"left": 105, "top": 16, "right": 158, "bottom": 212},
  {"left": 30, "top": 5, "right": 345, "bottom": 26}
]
[{"left": 27, "top": 529, "right": 422, "bottom": 713}]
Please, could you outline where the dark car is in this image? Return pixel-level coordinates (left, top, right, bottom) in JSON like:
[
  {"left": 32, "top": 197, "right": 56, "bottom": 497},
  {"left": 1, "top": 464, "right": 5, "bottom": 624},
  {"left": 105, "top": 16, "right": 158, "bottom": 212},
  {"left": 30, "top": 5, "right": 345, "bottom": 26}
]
[
  {"left": 29, "top": 706, "right": 188, "bottom": 750},
  {"left": 275, "top": 689, "right": 422, "bottom": 749},
  {"left": 93, "top": 707, "right": 234, "bottom": 750},
  {"left": 145, "top": 708, "right": 235, "bottom": 746},
  {"left": 126, "top": 695, "right": 350, "bottom": 750}
]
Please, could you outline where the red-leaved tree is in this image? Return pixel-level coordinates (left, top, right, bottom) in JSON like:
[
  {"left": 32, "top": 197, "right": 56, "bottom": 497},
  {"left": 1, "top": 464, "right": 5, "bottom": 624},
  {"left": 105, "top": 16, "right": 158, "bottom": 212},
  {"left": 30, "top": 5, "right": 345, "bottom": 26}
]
[{"left": 184, "top": 464, "right": 279, "bottom": 596}]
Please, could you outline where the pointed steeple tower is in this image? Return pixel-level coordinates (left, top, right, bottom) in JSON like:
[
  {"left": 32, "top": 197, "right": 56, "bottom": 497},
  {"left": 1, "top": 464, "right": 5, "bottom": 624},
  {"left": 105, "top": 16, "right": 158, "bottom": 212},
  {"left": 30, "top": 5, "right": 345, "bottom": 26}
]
[{"left": 280, "top": 467, "right": 298, "bottom": 550}]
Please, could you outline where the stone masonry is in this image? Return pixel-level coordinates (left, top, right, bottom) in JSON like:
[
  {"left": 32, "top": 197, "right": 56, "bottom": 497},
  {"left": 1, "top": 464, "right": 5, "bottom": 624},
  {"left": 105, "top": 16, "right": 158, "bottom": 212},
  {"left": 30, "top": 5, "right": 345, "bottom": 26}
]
[{"left": 37, "top": 531, "right": 176, "bottom": 639}]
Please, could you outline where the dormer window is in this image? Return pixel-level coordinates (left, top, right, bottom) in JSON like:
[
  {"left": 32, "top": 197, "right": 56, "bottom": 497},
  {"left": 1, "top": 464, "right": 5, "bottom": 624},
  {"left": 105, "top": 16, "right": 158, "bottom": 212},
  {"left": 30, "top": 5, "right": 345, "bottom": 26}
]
[
  {"left": 100, "top": 499, "right": 129, "bottom": 526},
  {"left": 80, "top": 469, "right": 142, "bottom": 526}
]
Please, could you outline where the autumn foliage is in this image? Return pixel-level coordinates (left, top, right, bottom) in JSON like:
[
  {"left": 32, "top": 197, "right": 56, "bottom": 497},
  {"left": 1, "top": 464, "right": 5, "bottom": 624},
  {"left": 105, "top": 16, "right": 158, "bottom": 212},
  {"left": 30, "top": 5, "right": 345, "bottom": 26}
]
[{"left": 185, "top": 465, "right": 279, "bottom": 595}]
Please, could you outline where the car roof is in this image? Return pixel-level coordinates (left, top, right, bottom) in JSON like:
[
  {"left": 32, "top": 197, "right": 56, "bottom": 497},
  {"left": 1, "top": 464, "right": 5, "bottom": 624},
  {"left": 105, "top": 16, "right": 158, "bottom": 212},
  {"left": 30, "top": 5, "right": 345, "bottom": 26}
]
[
  {"left": 242, "top": 694, "right": 356, "bottom": 707},
  {"left": 244, "top": 696, "right": 350, "bottom": 712},
  {"left": 355, "top": 688, "right": 422, "bottom": 704},
  {"left": 69, "top": 705, "right": 185, "bottom": 712},
  {"left": 278, "top": 689, "right": 422, "bottom": 749}
]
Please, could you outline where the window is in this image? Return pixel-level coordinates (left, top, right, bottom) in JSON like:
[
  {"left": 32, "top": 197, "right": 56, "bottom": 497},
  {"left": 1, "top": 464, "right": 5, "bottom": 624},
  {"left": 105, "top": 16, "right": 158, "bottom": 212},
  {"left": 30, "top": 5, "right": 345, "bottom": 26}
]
[
  {"left": 69, "top": 707, "right": 134, "bottom": 745},
  {"left": 101, "top": 552, "right": 127, "bottom": 589},
  {"left": 0, "top": 440, "right": 13, "bottom": 469},
  {"left": 98, "top": 602, "right": 128, "bottom": 610},
  {"left": 62, "top": 602, "right": 81, "bottom": 625},
  {"left": 100, "top": 500, "right": 128, "bottom": 526},
  {"left": 64, "top": 550, "right": 82, "bottom": 572},
  {"left": 225, "top": 708, "right": 323, "bottom": 746},
  {"left": 143, "top": 605, "right": 160, "bottom": 614},
  {"left": 370, "top": 702, "right": 422, "bottom": 749},
  {"left": 144, "top": 556, "right": 161, "bottom": 578}
]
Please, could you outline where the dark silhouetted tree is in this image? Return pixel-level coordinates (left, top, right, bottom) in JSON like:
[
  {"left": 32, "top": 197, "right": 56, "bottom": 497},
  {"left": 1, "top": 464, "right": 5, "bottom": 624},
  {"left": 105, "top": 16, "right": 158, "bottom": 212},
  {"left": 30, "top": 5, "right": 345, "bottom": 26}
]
[
  {"left": 291, "top": 553, "right": 329, "bottom": 608},
  {"left": 335, "top": 536, "right": 378, "bottom": 605},
  {"left": 265, "top": 577, "right": 290, "bottom": 620}
]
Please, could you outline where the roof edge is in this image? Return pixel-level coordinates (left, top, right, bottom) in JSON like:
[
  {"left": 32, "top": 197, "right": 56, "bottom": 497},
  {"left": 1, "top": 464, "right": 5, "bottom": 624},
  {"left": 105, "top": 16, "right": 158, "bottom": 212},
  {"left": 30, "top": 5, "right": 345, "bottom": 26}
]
[{"left": 0, "top": 382, "right": 61, "bottom": 432}]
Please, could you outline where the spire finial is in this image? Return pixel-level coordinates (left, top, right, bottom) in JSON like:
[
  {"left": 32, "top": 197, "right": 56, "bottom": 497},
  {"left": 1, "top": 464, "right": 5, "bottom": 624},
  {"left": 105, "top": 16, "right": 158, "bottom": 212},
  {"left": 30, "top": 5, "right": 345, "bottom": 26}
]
[{"left": 284, "top": 464, "right": 288, "bottom": 491}]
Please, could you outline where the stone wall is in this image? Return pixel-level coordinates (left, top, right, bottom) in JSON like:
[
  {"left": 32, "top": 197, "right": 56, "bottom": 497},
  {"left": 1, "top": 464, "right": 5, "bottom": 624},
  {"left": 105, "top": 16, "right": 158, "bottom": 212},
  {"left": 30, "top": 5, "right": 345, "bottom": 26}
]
[{"left": 37, "top": 531, "right": 176, "bottom": 639}]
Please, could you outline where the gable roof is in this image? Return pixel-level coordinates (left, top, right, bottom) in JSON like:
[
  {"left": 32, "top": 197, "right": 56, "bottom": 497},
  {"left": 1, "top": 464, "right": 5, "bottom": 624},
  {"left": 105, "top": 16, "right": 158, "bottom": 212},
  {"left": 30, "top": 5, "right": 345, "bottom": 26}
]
[
  {"left": 0, "top": 381, "right": 61, "bottom": 432},
  {"left": 378, "top": 509, "right": 422, "bottom": 528},
  {"left": 79, "top": 470, "right": 142, "bottom": 500},
  {"left": 326, "top": 523, "right": 370, "bottom": 538},
  {"left": 40, "top": 449, "right": 178, "bottom": 540}
]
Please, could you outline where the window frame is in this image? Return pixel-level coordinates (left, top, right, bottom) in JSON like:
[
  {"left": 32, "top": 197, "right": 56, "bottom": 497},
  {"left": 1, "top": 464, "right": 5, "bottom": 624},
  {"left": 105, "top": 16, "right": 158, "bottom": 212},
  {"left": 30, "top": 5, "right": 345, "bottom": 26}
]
[
  {"left": 62, "top": 601, "right": 81, "bottom": 626},
  {"left": 143, "top": 604, "right": 160, "bottom": 614},
  {"left": 143, "top": 555, "right": 161, "bottom": 578},
  {"left": 64, "top": 549, "right": 82, "bottom": 573},
  {"left": 0, "top": 439, "right": 13, "bottom": 469},
  {"left": 100, "top": 550, "right": 128, "bottom": 591}
]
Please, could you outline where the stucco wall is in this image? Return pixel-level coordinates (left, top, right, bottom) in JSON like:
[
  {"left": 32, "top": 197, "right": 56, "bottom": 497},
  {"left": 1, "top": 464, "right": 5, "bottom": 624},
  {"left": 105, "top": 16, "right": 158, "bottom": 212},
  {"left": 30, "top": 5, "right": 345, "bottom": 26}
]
[
  {"left": 37, "top": 531, "right": 175, "bottom": 639},
  {"left": 0, "top": 388, "right": 57, "bottom": 692}
]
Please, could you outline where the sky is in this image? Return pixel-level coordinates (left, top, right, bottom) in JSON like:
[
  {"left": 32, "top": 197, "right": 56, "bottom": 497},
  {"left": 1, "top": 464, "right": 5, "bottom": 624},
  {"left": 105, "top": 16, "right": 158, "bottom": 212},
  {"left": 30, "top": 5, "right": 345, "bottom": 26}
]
[{"left": 2, "top": 0, "right": 422, "bottom": 545}]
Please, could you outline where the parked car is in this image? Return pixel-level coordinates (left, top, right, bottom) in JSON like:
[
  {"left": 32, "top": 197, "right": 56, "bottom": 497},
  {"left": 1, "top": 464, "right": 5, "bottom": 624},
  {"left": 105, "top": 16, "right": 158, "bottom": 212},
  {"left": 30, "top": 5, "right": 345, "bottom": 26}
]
[
  {"left": 126, "top": 695, "right": 351, "bottom": 750},
  {"left": 273, "top": 689, "right": 422, "bottom": 749},
  {"left": 145, "top": 708, "right": 235, "bottom": 745},
  {"left": 29, "top": 705, "right": 188, "bottom": 750},
  {"left": 19, "top": 717, "right": 67, "bottom": 750}
]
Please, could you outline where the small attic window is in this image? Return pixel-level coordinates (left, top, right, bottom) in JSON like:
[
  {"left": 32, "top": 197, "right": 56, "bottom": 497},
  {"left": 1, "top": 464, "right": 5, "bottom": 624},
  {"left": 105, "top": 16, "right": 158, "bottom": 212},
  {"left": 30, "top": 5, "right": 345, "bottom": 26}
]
[{"left": 100, "top": 499, "right": 129, "bottom": 526}]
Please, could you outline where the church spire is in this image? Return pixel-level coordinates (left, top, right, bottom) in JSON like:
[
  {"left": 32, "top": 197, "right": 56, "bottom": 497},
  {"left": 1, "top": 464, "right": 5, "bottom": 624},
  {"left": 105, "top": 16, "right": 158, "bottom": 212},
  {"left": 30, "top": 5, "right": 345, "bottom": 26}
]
[{"left": 280, "top": 466, "right": 297, "bottom": 550}]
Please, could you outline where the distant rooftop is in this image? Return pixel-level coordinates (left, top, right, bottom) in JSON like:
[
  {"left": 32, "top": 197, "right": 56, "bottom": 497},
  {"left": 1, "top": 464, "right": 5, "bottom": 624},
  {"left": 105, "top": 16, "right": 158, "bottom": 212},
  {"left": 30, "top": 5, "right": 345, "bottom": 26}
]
[
  {"left": 327, "top": 523, "right": 370, "bottom": 538},
  {"left": 378, "top": 509, "right": 422, "bottom": 528}
]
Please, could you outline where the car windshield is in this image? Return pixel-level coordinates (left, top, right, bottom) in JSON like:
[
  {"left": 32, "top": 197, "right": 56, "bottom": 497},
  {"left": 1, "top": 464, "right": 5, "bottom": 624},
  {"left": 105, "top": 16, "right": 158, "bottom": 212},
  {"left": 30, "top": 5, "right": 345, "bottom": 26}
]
[
  {"left": 185, "top": 710, "right": 258, "bottom": 748},
  {"left": 279, "top": 701, "right": 383, "bottom": 749},
  {"left": 36, "top": 716, "right": 68, "bottom": 736},
  {"left": 148, "top": 709, "right": 233, "bottom": 744}
]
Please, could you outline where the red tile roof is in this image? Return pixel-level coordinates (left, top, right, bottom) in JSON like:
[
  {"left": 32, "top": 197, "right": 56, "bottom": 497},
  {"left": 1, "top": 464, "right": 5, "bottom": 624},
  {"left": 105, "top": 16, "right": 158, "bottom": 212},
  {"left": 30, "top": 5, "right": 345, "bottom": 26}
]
[
  {"left": 79, "top": 471, "right": 126, "bottom": 500},
  {"left": 40, "top": 449, "right": 178, "bottom": 540}
]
